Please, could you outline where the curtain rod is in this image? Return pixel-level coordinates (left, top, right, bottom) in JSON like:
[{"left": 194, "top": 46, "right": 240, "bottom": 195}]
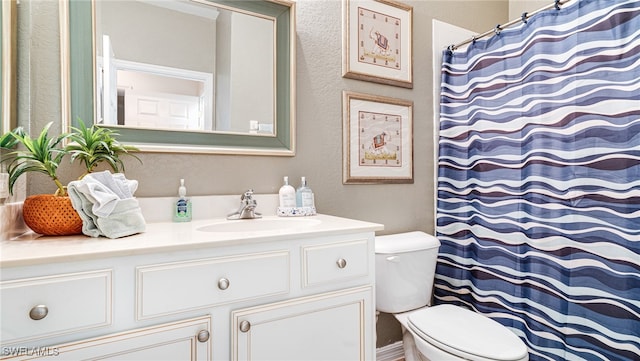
[{"left": 448, "top": 0, "right": 572, "bottom": 52}]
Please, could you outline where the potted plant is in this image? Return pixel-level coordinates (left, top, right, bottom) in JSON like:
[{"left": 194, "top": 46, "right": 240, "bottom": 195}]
[
  {"left": 66, "top": 119, "right": 140, "bottom": 179},
  {"left": 0, "top": 120, "right": 141, "bottom": 236},
  {"left": 0, "top": 122, "right": 82, "bottom": 235},
  {"left": 0, "top": 126, "right": 23, "bottom": 149}
]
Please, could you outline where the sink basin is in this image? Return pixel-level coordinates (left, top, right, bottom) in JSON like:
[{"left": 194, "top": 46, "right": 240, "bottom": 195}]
[{"left": 197, "top": 217, "right": 321, "bottom": 233}]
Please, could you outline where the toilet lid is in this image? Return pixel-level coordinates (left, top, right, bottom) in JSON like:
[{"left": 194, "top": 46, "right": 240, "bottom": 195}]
[{"left": 408, "top": 304, "right": 528, "bottom": 361}]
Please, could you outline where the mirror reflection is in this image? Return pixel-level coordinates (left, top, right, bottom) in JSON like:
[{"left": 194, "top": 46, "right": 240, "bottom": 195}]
[{"left": 95, "top": 0, "right": 275, "bottom": 135}]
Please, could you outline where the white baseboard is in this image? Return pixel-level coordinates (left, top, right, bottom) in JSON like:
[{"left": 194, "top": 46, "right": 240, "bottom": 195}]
[{"left": 376, "top": 341, "right": 404, "bottom": 361}]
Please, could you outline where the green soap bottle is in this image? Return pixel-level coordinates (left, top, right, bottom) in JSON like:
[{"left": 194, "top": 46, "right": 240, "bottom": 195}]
[{"left": 173, "top": 179, "right": 192, "bottom": 222}]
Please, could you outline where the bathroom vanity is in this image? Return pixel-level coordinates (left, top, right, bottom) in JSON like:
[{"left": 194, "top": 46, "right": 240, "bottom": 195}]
[{"left": 0, "top": 214, "right": 382, "bottom": 360}]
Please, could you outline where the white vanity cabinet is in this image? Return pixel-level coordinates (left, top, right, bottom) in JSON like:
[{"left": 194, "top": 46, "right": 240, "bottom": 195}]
[
  {"left": 232, "top": 287, "right": 372, "bottom": 361},
  {"left": 13, "top": 317, "right": 212, "bottom": 361},
  {"left": 0, "top": 214, "right": 382, "bottom": 361}
]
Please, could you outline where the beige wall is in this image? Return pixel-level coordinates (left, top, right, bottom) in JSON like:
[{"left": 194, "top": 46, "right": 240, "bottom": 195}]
[
  {"left": 16, "top": 0, "right": 510, "bottom": 349},
  {"left": 509, "top": 0, "right": 553, "bottom": 18}
]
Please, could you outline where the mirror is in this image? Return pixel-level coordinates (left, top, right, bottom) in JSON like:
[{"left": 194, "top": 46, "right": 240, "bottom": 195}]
[
  {"left": 61, "top": 0, "right": 296, "bottom": 155},
  {"left": 1, "top": 0, "right": 16, "bottom": 133},
  {"left": 95, "top": 1, "right": 275, "bottom": 134}
]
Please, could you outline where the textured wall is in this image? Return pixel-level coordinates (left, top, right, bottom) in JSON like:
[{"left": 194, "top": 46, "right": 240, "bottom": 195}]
[
  {"left": 509, "top": 0, "right": 553, "bottom": 19},
  {"left": 17, "top": 0, "right": 508, "bottom": 349}
]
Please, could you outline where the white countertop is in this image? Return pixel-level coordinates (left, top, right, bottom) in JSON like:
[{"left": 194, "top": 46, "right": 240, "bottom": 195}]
[{"left": 1, "top": 214, "right": 383, "bottom": 268}]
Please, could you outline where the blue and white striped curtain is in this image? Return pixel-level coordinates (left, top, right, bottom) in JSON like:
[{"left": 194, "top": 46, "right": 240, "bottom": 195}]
[{"left": 435, "top": 1, "right": 640, "bottom": 360}]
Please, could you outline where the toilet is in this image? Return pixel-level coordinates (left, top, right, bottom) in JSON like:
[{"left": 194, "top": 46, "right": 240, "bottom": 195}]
[{"left": 375, "top": 232, "right": 529, "bottom": 361}]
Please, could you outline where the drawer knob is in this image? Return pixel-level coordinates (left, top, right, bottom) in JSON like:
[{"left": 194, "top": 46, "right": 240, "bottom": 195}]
[
  {"left": 218, "top": 278, "right": 230, "bottom": 290},
  {"left": 239, "top": 320, "right": 251, "bottom": 333},
  {"left": 29, "top": 305, "right": 49, "bottom": 320},
  {"left": 336, "top": 258, "right": 347, "bottom": 269},
  {"left": 197, "top": 330, "right": 210, "bottom": 343}
]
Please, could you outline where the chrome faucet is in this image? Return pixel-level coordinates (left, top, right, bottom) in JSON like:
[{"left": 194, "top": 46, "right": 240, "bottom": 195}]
[{"left": 227, "top": 189, "right": 262, "bottom": 220}]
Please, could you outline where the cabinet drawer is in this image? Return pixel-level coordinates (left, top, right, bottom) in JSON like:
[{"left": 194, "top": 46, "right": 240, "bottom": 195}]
[
  {"left": 137, "top": 251, "right": 289, "bottom": 319},
  {"left": 0, "top": 270, "right": 112, "bottom": 344},
  {"left": 302, "top": 239, "right": 369, "bottom": 287}
]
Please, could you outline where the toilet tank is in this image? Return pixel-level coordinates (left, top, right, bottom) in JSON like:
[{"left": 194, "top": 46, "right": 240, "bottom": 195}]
[{"left": 375, "top": 232, "right": 441, "bottom": 313}]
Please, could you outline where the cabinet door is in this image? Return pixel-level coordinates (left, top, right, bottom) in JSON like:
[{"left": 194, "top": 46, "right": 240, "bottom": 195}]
[
  {"left": 231, "top": 287, "right": 373, "bottom": 361},
  {"left": 5, "top": 317, "right": 211, "bottom": 361}
]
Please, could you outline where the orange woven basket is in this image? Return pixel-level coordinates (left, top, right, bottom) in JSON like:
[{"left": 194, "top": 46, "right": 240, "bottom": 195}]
[{"left": 22, "top": 194, "right": 83, "bottom": 236}]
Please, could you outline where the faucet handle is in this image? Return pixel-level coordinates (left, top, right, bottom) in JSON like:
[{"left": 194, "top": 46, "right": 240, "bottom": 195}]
[
  {"left": 228, "top": 189, "right": 260, "bottom": 220},
  {"left": 241, "top": 189, "right": 255, "bottom": 202}
]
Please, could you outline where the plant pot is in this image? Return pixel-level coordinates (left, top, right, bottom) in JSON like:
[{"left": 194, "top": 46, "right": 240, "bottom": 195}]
[{"left": 22, "top": 194, "right": 83, "bottom": 236}]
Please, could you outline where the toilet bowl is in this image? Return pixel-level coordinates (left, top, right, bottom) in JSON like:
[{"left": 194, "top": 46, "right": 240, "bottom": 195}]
[{"left": 375, "top": 232, "right": 529, "bottom": 361}]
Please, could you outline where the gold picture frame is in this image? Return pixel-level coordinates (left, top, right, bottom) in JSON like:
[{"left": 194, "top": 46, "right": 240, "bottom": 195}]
[
  {"left": 342, "top": 0, "right": 413, "bottom": 88},
  {"left": 343, "top": 91, "right": 413, "bottom": 184}
]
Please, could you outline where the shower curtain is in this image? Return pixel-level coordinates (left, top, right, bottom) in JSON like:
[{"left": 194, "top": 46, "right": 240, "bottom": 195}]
[{"left": 435, "top": 1, "right": 640, "bottom": 360}]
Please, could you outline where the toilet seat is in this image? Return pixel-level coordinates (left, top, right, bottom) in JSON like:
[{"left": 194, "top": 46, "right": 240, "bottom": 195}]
[{"left": 407, "top": 304, "right": 528, "bottom": 361}]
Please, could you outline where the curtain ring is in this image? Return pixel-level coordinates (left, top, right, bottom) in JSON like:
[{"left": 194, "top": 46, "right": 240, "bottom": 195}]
[
  {"left": 495, "top": 24, "right": 502, "bottom": 36},
  {"left": 447, "top": 45, "right": 455, "bottom": 54},
  {"left": 471, "top": 35, "right": 477, "bottom": 44},
  {"left": 521, "top": 12, "right": 528, "bottom": 24},
  {"left": 554, "top": 0, "right": 561, "bottom": 10}
]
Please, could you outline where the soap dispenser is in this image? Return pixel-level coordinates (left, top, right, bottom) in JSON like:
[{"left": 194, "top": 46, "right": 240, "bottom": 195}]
[
  {"left": 278, "top": 176, "right": 296, "bottom": 208},
  {"left": 296, "top": 176, "right": 315, "bottom": 208},
  {"left": 173, "top": 179, "right": 192, "bottom": 222}
]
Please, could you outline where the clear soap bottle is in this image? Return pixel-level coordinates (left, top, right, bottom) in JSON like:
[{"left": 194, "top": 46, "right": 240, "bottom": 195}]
[{"left": 296, "top": 176, "right": 315, "bottom": 208}]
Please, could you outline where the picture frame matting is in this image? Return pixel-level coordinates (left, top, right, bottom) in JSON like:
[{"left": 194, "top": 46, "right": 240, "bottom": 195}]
[
  {"left": 342, "top": 0, "right": 413, "bottom": 88},
  {"left": 342, "top": 91, "right": 413, "bottom": 184}
]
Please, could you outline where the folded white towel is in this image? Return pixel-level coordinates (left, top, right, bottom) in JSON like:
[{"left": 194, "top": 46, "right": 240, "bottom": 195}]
[
  {"left": 73, "top": 171, "right": 139, "bottom": 217},
  {"left": 95, "top": 198, "right": 145, "bottom": 239},
  {"left": 68, "top": 171, "right": 145, "bottom": 239},
  {"left": 67, "top": 184, "right": 102, "bottom": 238},
  {"left": 91, "top": 171, "right": 137, "bottom": 200}
]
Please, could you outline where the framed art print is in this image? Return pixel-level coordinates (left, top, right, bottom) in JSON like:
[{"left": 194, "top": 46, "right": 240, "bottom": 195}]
[
  {"left": 343, "top": 91, "right": 413, "bottom": 184},
  {"left": 342, "top": 0, "right": 413, "bottom": 88}
]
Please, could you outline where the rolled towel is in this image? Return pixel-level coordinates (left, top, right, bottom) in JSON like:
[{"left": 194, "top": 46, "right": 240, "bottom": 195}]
[
  {"left": 76, "top": 171, "right": 138, "bottom": 217},
  {"left": 67, "top": 184, "right": 102, "bottom": 238},
  {"left": 95, "top": 198, "right": 146, "bottom": 239},
  {"left": 90, "top": 171, "right": 137, "bottom": 200},
  {"left": 67, "top": 171, "right": 146, "bottom": 238},
  {"left": 74, "top": 176, "right": 120, "bottom": 218}
]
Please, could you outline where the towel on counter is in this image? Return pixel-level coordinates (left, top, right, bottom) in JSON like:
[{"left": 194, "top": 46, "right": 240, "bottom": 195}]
[{"left": 68, "top": 171, "right": 146, "bottom": 239}]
